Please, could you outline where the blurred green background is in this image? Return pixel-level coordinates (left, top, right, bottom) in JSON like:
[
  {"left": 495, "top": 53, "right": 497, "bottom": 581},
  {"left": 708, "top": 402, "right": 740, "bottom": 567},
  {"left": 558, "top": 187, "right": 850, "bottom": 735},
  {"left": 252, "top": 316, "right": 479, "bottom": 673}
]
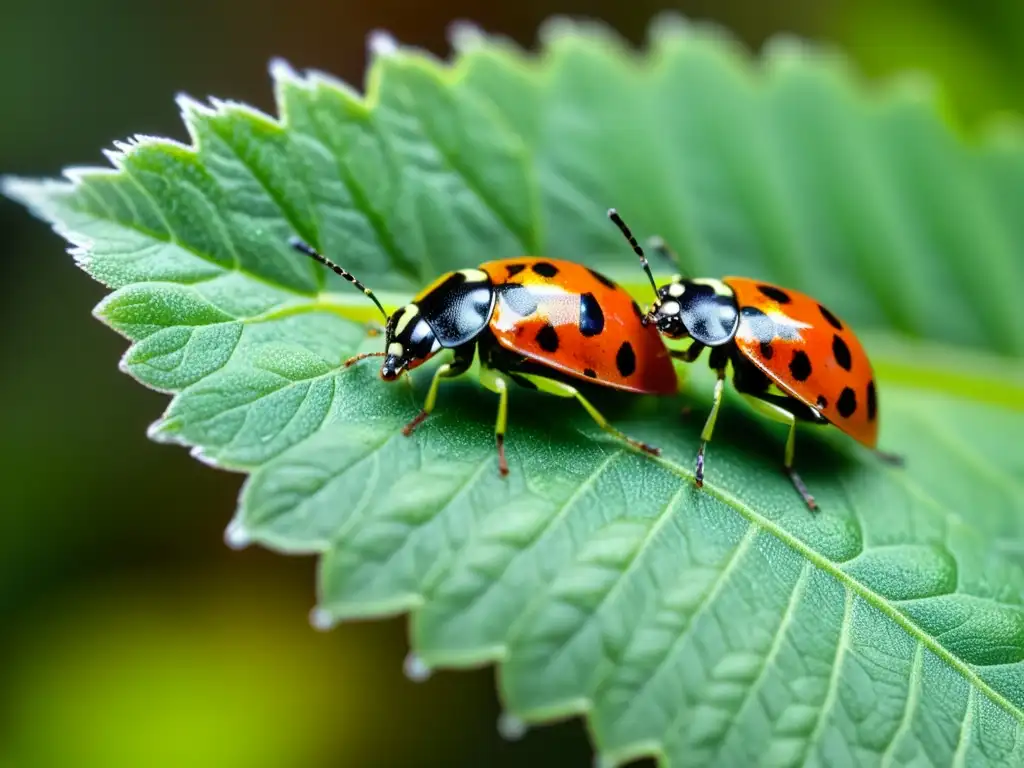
[{"left": 2, "top": 1, "right": 1021, "bottom": 765}]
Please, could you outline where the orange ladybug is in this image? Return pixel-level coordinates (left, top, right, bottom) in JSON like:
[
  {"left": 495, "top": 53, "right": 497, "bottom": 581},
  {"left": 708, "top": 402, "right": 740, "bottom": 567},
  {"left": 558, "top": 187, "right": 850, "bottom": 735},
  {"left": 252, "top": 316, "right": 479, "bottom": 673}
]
[
  {"left": 290, "top": 238, "right": 677, "bottom": 474},
  {"left": 607, "top": 210, "right": 901, "bottom": 510}
]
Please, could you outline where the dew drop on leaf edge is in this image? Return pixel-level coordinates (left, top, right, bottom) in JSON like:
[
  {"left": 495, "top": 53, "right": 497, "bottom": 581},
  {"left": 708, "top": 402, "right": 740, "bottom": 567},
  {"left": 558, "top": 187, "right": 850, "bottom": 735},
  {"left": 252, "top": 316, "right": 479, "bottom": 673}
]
[
  {"left": 497, "top": 712, "right": 528, "bottom": 741},
  {"left": 223, "top": 519, "right": 251, "bottom": 550},
  {"left": 309, "top": 606, "right": 335, "bottom": 632},
  {"left": 403, "top": 652, "right": 432, "bottom": 682}
]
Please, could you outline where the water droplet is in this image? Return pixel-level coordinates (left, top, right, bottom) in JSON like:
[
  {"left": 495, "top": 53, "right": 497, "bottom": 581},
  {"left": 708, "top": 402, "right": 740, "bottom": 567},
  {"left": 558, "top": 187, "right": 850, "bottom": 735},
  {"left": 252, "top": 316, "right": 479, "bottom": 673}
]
[
  {"left": 368, "top": 30, "right": 398, "bottom": 57},
  {"left": 223, "top": 520, "right": 251, "bottom": 550},
  {"left": 403, "top": 653, "right": 432, "bottom": 682},
  {"left": 497, "top": 712, "right": 527, "bottom": 741},
  {"left": 309, "top": 607, "right": 334, "bottom": 631}
]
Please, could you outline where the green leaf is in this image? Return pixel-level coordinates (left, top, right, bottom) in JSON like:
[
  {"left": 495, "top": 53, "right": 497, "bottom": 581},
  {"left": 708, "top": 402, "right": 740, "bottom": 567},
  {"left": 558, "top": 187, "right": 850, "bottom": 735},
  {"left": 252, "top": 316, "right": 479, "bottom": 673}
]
[{"left": 7, "top": 17, "right": 1024, "bottom": 766}]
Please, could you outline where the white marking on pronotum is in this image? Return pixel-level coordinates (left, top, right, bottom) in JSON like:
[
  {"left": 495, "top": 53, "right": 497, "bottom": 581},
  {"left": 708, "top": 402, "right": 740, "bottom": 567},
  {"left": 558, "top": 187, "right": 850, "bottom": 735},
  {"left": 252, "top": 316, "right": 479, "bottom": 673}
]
[
  {"left": 458, "top": 268, "right": 488, "bottom": 282},
  {"left": 496, "top": 712, "right": 528, "bottom": 741},
  {"left": 393, "top": 305, "right": 419, "bottom": 336},
  {"left": 690, "top": 277, "right": 733, "bottom": 296},
  {"left": 668, "top": 282, "right": 685, "bottom": 297},
  {"left": 368, "top": 29, "right": 399, "bottom": 57},
  {"left": 403, "top": 653, "right": 432, "bottom": 682},
  {"left": 224, "top": 520, "right": 251, "bottom": 550},
  {"left": 659, "top": 300, "right": 681, "bottom": 316},
  {"left": 388, "top": 342, "right": 403, "bottom": 357}
]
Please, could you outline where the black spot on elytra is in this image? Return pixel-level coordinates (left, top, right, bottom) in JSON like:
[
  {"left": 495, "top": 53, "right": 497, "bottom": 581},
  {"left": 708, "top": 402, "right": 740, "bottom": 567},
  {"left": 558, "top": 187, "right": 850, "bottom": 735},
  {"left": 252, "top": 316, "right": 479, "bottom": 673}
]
[
  {"left": 758, "top": 284, "right": 791, "bottom": 304},
  {"left": 498, "top": 284, "right": 539, "bottom": 317},
  {"left": 789, "top": 350, "right": 812, "bottom": 382},
  {"left": 505, "top": 263, "right": 526, "bottom": 277},
  {"left": 532, "top": 262, "right": 559, "bottom": 278},
  {"left": 819, "top": 304, "right": 843, "bottom": 330},
  {"left": 816, "top": 395, "right": 828, "bottom": 409},
  {"left": 837, "top": 387, "right": 857, "bottom": 418},
  {"left": 616, "top": 341, "right": 637, "bottom": 377},
  {"left": 867, "top": 380, "right": 877, "bottom": 421},
  {"left": 584, "top": 368, "right": 597, "bottom": 379},
  {"left": 535, "top": 324, "right": 559, "bottom": 353},
  {"left": 832, "top": 334, "right": 852, "bottom": 371},
  {"left": 759, "top": 341, "right": 774, "bottom": 360},
  {"left": 740, "top": 306, "right": 776, "bottom": 344},
  {"left": 579, "top": 292, "right": 605, "bottom": 337},
  {"left": 587, "top": 267, "right": 616, "bottom": 289}
]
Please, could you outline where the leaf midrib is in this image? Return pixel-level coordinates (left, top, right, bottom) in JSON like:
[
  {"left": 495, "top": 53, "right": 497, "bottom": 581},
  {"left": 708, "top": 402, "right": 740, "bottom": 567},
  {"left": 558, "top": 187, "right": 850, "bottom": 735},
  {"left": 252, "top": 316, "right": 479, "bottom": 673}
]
[{"left": 642, "top": 447, "right": 1024, "bottom": 726}]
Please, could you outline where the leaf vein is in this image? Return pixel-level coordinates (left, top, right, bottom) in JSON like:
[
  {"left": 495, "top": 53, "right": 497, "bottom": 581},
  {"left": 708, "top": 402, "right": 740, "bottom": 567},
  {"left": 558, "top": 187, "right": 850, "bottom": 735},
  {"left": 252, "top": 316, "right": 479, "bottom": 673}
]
[
  {"left": 799, "top": 586, "right": 854, "bottom": 764},
  {"left": 296, "top": 118, "right": 422, "bottom": 281},
  {"left": 952, "top": 687, "right": 976, "bottom": 768},
  {"left": 879, "top": 641, "right": 925, "bottom": 767},
  {"left": 609, "top": 523, "right": 760, "bottom": 723},
  {"left": 697, "top": 561, "right": 813, "bottom": 762}
]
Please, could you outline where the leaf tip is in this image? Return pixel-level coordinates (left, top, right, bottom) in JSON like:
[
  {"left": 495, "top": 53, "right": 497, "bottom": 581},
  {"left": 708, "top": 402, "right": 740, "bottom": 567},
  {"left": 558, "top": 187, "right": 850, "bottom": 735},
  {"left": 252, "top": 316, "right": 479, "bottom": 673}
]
[
  {"left": 189, "top": 444, "right": 226, "bottom": 469},
  {"left": 268, "top": 56, "right": 301, "bottom": 85},
  {"left": 1, "top": 175, "right": 79, "bottom": 229},
  {"left": 2, "top": 175, "right": 52, "bottom": 209},
  {"left": 402, "top": 652, "right": 433, "bottom": 682},
  {"left": 448, "top": 19, "right": 487, "bottom": 53},
  {"left": 647, "top": 9, "right": 694, "bottom": 37},
  {"left": 224, "top": 519, "right": 252, "bottom": 550},
  {"left": 496, "top": 712, "right": 528, "bottom": 741},
  {"left": 368, "top": 29, "right": 400, "bottom": 59},
  {"left": 175, "top": 91, "right": 216, "bottom": 125},
  {"left": 101, "top": 146, "right": 129, "bottom": 169},
  {"left": 309, "top": 606, "right": 337, "bottom": 632},
  {"left": 0, "top": 175, "right": 32, "bottom": 206}
]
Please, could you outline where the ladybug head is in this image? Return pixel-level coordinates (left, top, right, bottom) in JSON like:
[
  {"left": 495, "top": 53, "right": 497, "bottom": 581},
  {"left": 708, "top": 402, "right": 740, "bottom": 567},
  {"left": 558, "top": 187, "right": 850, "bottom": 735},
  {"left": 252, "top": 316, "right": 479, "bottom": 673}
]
[
  {"left": 649, "top": 278, "right": 740, "bottom": 346},
  {"left": 288, "top": 237, "right": 442, "bottom": 381},
  {"left": 379, "top": 304, "right": 442, "bottom": 381},
  {"left": 648, "top": 277, "right": 690, "bottom": 339}
]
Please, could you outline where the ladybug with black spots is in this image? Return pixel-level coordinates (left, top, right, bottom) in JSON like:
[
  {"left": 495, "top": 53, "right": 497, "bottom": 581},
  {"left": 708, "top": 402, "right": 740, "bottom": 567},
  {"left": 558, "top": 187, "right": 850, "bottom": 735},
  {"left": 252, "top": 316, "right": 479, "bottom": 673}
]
[
  {"left": 607, "top": 210, "right": 902, "bottom": 511},
  {"left": 290, "top": 238, "right": 678, "bottom": 475}
]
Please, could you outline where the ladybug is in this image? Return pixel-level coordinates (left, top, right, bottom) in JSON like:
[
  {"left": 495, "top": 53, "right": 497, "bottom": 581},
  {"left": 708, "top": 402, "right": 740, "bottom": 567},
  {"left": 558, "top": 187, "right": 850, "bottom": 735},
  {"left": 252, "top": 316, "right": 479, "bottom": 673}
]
[
  {"left": 289, "top": 238, "right": 678, "bottom": 475},
  {"left": 607, "top": 210, "right": 902, "bottom": 510}
]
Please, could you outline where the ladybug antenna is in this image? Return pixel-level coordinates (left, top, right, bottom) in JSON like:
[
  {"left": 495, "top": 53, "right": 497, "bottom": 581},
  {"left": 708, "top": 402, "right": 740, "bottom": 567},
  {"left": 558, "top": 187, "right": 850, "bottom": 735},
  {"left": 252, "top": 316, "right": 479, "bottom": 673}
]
[
  {"left": 289, "top": 237, "right": 389, "bottom": 322},
  {"left": 607, "top": 209, "right": 659, "bottom": 298}
]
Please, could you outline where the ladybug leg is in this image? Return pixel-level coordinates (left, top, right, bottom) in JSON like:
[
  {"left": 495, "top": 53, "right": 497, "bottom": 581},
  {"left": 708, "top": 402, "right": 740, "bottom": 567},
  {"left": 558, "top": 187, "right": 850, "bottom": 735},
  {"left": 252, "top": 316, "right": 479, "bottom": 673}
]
[
  {"left": 669, "top": 341, "right": 706, "bottom": 364},
  {"left": 739, "top": 394, "right": 819, "bottom": 512},
  {"left": 694, "top": 367, "right": 727, "bottom": 488},
  {"left": 782, "top": 421, "right": 817, "bottom": 512},
  {"left": 401, "top": 349, "right": 473, "bottom": 437},
  {"left": 516, "top": 373, "right": 661, "bottom": 457},
  {"left": 478, "top": 366, "right": 513, "bottom": 476}
]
